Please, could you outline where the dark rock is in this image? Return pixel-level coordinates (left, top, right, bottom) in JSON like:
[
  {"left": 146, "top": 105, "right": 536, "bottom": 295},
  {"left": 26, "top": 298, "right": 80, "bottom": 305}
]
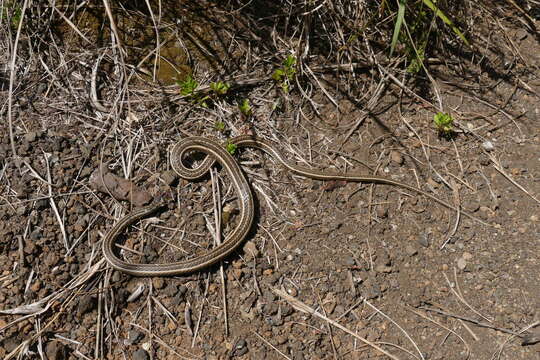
[
  {"left": 44, "top": 252, "right": 59, "bottom": 267},
  {"left": 77, "top": 295, "right": 96, "bottom": 316},
  {"left": 233, "top": 339, "right": 248, "bottom": 356},
  {"left": 45, "top": 340, "right": 68, "bottom": 360},
  {"left": 132, "top": 349, "right": 149, "bottom": 360},
  {"left": 127, "top": 330, "right": 144, "bottom": 345}
]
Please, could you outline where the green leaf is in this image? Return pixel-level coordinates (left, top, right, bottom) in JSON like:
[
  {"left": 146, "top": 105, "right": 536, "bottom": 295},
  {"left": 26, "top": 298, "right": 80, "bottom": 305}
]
[
  {"left": 238, "top": 99, "right": 252, "bottom": 116},
  {"left": 434, "top": 112, "right": 454, "bottom": 135},
  {"left": 177, "top": 75, "right": 199, "bottom": 96},
  {"left": 407, "top": 48, "right": 425, "bottom": 73},
  {"left": 284, "top": 54, "right": 296, "bottom": 68},
  {"left": 226, "top": 142, "right": 237, "bottom": 155},
  {"left": 215, "top": 121, "right": 225, "bottom": 132},
  {"left": 421, "top": 0, "right": 469, "bottom": 46},
  {"left": 210, "top": 81, "right": 230, "bottom": 96},
  {"left": 390, "top": 0, "right": 407, "bottom": 57},
  {"left": 272, "top": 69, "right": 285, "bottom": 81}
]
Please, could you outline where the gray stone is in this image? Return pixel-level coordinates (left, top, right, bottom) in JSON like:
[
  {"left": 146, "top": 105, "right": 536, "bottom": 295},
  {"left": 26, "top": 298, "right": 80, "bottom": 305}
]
[{"left": 132, "top": 349, "right": 149, "bottom": 360}]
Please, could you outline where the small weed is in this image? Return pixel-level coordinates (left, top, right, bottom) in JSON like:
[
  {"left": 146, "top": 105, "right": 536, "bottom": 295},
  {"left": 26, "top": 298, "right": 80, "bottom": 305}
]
[
  {"left": 178, "top": 75, "right": 199, "bottom": 96},
  {"left": 272, "top": 54, "right": 296, "bottom": 93},
  {"left": 210, "top": 81, "right": 230, "bottom": 96},
  {"left": 406, "top": 47, "right": 425, "bottom": 74},
  {"left": 434, "top": 112, "right": 454, "bottom": 137},
  {"left": 215, "top": 121, "right": 226, "bottom": 132},
  {"left": 1, "top": 2, "right": 22, "bottom": 29},
  {"left": 238, "top": 99, "right": 252, "bottom": 117},
  {"left": 177, "top": 75, "right": 211, "bottom": 106},
  {"left": 226, "top": 142, "right": 237, "bottom": 155},
  {"left": 389, "top": 0, "right": 469, "bottom": 73},
  {"left": 178, "top": 77, "right": 233, "bottom": 107}
]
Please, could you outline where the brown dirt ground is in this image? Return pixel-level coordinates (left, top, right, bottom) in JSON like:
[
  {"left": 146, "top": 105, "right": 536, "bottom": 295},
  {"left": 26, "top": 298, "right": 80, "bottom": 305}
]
[{"left": 0, "top": 2, "right": 539, "bottom": 360}]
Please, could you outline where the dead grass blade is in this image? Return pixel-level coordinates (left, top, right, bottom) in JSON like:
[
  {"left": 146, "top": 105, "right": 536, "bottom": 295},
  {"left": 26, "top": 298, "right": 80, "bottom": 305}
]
[{"left": 271, "top": 287, "right": 401, "bottom": 360}]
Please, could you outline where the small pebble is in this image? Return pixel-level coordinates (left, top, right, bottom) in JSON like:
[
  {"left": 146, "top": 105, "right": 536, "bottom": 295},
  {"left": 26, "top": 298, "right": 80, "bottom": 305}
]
[
  {"left": 418, "top": 233, "right": 430, "bottom": 248},
  {"left": 45, "top": 341, "right": 67, "bottom": 360},
  {"left": 375, "top": 264, "right": 392, "bottom": 273},
  {"left": 44, "top": 252, "right": 60, "bottom": 267},
  {"left": 457, "top": 257, "right": 467, "bottom": 270},
  {"left": 343, "top": 256, "right": 356, "bottom": 266},
  {"left": 242, "top": 241, "right": 259, "bottom": 260},
  {"left": 405, "top": 244, "right": 417, "bottom": 256},
  {"left": 161, "top": 171, "right": 177, "bottom": 185},
  {"left": 152, "top": 278, "right": 165, "bottom": 290},
  {"left": 231, "top": 338, "right": 248, "bottom": 356},
  {"left": 132, "top": 349, "right": 149, "bottom": 360},
  {"left": 441, "top": 264, "right": 449, "bottom": 271},
  {"left": 376, "top": 207, "right": 388, "bottom": 218},
  {"left": 127, "top": 330, "right": 143, "bottom": 344},
  {"left": 77, "top": 295, "right": 96, "bottom": 315},
  {"left": 285, "top": 284, "right": 298, "bottom": 297},
  {"left": 390, "top": 151, "right": 404, "bottom": 165},
  {"left": 482, "top": 140, "right": 495, "bottom": 151},
  {"left": 235, "top": 339, "right": 247, "bottom": 350},
  {"left": 24, "top": 132, "right": 37, "bottom": 143}
]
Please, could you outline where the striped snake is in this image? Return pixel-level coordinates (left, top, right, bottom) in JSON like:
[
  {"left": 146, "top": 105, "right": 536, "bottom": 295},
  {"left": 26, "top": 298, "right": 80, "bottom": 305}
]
[{"left": 102, "top": 135, "right": 486, "bottom": 276}]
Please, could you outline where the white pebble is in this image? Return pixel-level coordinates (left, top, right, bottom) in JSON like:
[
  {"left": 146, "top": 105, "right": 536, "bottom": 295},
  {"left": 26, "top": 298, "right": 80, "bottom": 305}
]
[{"left": 482, "top": 141, "right": 495, "bottom": 151}]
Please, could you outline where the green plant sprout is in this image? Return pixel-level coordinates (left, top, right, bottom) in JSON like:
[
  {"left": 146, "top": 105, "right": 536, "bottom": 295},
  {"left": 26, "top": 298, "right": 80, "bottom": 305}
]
[
  {"left": 226, "top": 142, "right": 237, "bottom": 155},
  {"left": 178, "top": 77, "right": 233, "bottom": 107},
  {"left": 177, "top": 75, "right": 212, "bottom": 106},
  {"left": 238, "top": 99, "right": 252, "bottom": 117},
  {"left": 406, "top": 47, "right": 425, "bottom": 74},
  {"left": 178, "top": 75, "right": 199, "bottom": 96},
  {"left": 210, "top": 81, "right": 230, "bottom": 96},
  {"left": 434, "top": 112, "right": 454, "bottom": 137},
  {"left": 272, "top": 54, "right": 296, "bottom": 93},
  {"left": 215, "top": 121, "right": 226, "bottom": 132},
  {"left": 1, "top": 2, "right": 22, "bottom": 29},
  {"left": 389, "top": 0, "right": 470, "bottom": 73}
]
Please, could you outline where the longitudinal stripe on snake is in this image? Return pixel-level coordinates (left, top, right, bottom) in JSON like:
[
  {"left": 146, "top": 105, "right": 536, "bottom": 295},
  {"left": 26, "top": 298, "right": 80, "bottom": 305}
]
[{"left": 102, "top": 135, "right": 487, "bottom": 276}]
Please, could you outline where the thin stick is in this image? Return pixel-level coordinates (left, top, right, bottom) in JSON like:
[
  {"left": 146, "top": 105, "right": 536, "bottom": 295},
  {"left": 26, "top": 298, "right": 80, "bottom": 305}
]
[
  {"left": 419, "top": 307, "right": 523, "bottom": 337},
  {"left": 490, "top": 156, "right": 540, "bottom": 205},
  {"left": 252, "top": 331, "right": 292, "bottom": 360},
  {"left": 407, "top": 307, "right": 471, "bottom": 356},
  {"left": 44, "top": 152, "right": 68, "bottom": 250},
  {"left": 53, "top": 5, "right": 92, "bottom": 44},
  {"left": 271, "top": 287, "right": 400, "bottom": 360},
  {"left": 95, "top": 280, "right": 103, "bottom": 359},
  {"left": 191, "top": 275, "right": 210, "bottom": 348},
  {"left": 102, "top": 0, "right": 125, "bottom": 56},
  {"left": 442, "top": 271, "right": 493, "bottom": 324},
  {"left": 7, "top": 0, "right": 29, "bottom": 163},
  {"left": 210, "top": 168, "right": 229, "bottom": 337},
  {"left": 364, "top": 300, "right": 425, "bottom": 360}
]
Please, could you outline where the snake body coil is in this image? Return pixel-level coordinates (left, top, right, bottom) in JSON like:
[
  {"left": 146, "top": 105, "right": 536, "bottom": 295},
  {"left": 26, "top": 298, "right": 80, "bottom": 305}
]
[{"left": 103, "top": 136, "right": 486, "bottom": 276}]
